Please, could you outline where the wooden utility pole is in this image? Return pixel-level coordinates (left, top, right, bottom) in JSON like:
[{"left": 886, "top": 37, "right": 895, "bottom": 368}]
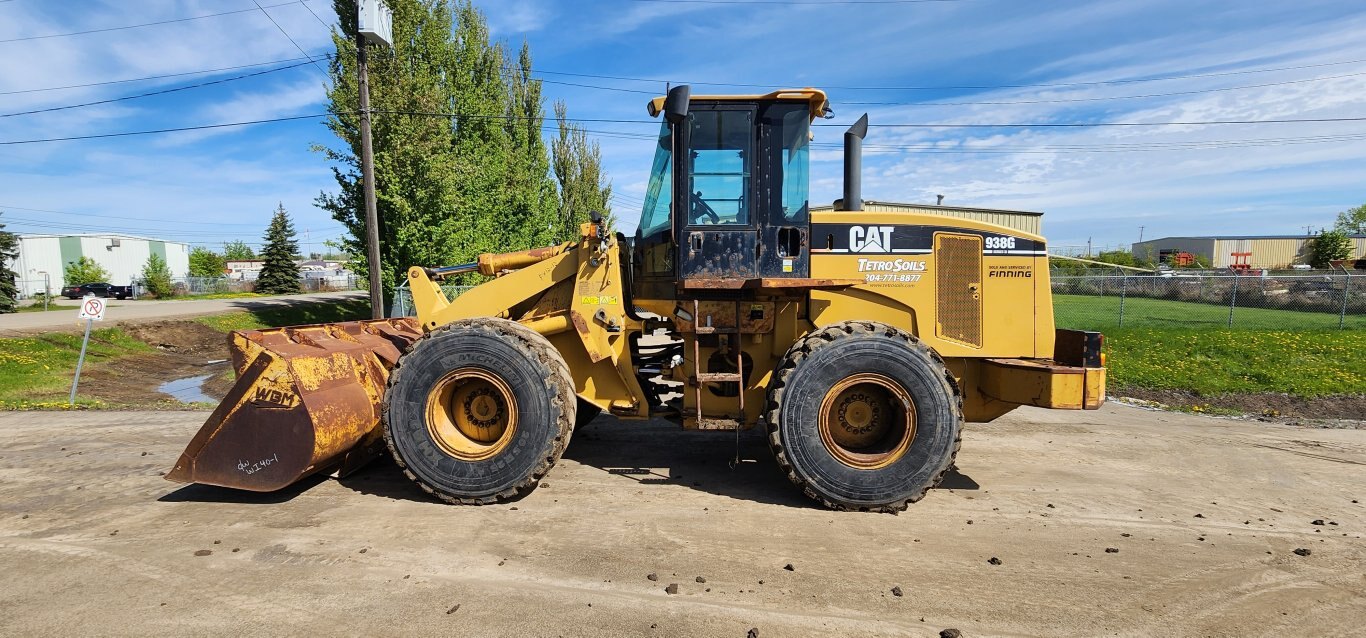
[{"left": 357, "top": 33, "right": 383, "bottom": 319}]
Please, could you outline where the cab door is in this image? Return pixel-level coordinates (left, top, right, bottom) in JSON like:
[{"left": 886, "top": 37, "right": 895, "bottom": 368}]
[{"left": 676, "top": 105, "right": 758, "bottom": 282}]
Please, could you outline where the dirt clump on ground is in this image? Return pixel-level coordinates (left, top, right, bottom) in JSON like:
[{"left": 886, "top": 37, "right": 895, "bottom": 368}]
[
  {"left": 80, "top": 319, "right": 234, "bottom": 406},
  {"left": 1113, "top": 386, "right": 1366, "bottom": 422}
]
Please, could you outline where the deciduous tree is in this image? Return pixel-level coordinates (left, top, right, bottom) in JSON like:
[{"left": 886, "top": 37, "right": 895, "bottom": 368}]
[
  {"left": 188, "top": 247, "right": 227, "bottom": 278},
  {"left": 140, "top": 253, "right": 175, "bottom": 298},
  {"left": 64, "top": 256, "right": 111, "bottom": 286},
  {"left": 223, "top": 240, "right": 256, "bottom": 261},
  {"left": 551, "top": 100, "right": 613, "bottom": 241},
  {"left": 316, "top": 1, "right": 609, "bottom": 296},
  {"left": 1334, "top": 203, "right": 1366, "bottom": 234},
  {"left": 1309, "top": 229, "right": 1353, "bottom": 268}
]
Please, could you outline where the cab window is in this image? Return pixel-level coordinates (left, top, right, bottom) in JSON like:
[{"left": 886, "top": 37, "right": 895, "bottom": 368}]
[
  {"left": 637, "top": 121, "right": 673, "bottom": 237},
  {"left": 687, "top": 109, "right": 752, "bottom": 226}
]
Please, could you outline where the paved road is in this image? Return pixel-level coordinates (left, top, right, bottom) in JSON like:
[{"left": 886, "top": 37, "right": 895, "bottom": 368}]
[
  {"left": 0, "top": 291, "right": 367, "bottom": 334},
  {"left": 0, "top": 405, "right": 1361, "bottom": 636}
]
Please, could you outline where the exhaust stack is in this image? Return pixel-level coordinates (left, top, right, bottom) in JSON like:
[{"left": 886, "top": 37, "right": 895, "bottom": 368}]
[{"left": 843, "top": 113, "right": 869, "bottom": 212}]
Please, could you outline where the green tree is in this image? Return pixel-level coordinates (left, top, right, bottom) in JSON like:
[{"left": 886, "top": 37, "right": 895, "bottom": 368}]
[
  {"left": 551, "top": 100, "right": 614, "bottom": 240},
  {"left": 257, "top": 203, "right": 302, "bottom": 295},
  {"left": 316, "top": 0, "right": 583, "bottom": 296},
  {"left": 223, "top": 240, "right": 255, "bottom": 261},
  {"left": 64, "top": 256, "right": 111, "bottom": 286},
  {"left": 188, "top": 247, "right": 227, "bottom": 278},
  {"left": 1334, "top": 203, "right": 1366, "bottom": 234},
  {"left": 1309, "top": 229, "right": 1353, "bottom": 268},
  {"left": 1092, "top": 249, "right": 1136, "bottom": 267},
  {"left": 140, "top": 253, "right": 175, "bottom": 298},
  {"left": 0, "top": 212, "right": 18, "bottom": 313},
  {"left": 502, "top": 42, "right": 559, "bottom": 248}
]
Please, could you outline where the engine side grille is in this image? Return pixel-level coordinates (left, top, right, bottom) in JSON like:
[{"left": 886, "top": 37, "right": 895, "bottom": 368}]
[{"left": 935, "top": 233, "right": 983, "bottom": 347}]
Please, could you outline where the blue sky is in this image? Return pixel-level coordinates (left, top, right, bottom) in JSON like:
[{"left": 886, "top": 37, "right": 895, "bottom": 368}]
[{"left": 1, "top": 0, "right": 1364, "bottom": 257}]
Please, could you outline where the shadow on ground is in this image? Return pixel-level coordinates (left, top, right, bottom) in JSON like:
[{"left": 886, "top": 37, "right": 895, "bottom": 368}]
[
  {"left": 176, "top": 413, "right": 981, "bottom": 509},
  {"left": 158, "top": 473, "right": 331, "bottom": 504},
  {"left": 222, "top": 296, "right": 372, "bottom": 327}
]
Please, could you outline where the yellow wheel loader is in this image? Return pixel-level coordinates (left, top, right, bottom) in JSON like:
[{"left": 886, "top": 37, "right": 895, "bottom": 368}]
[{"left": 168, "top": 86, "right": 1106, "bottom": 512}]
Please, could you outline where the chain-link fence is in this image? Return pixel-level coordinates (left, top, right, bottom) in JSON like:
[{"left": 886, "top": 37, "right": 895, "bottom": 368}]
[
  {"left": 390, "top": 281, "right": 473, "bottom": 317},
  {"left": 125, "top": 275, "right": 364, "bottom": 298},
  {"left": 1051, "top": 268, "right": 1363, "bottom": 330}
]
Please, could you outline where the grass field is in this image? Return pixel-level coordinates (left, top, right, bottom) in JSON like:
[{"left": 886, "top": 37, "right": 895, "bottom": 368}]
[
  {"left": 1053, "top": 294, "right": 1365, "bottom": 331},
  {"left": 0, "top": 299, "right": 374, "bottom": 410},
  {"left": 1054, "top": 294, "right": 1365, "bottom": 399},
  {"left": 0, "top": 329, "right": 152, "bottom": 408},
  {"left": 196, "top": 298, "right": 372, "bottom": 332}
]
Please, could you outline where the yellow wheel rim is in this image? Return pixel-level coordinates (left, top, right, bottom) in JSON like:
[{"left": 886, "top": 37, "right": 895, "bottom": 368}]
[
  {"left": 818, "top": 373, "right": 916, "bottom": 470},
  {"left": 425, "top": 367, "right": 517, "bottom": 461}
]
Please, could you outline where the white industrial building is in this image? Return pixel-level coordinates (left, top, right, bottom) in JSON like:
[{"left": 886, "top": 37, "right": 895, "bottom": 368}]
[{"left": 8, "top": 233, "right": 190, "bottom": 298}]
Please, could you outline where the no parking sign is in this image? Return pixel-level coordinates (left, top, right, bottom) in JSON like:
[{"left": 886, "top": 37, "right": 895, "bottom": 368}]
[
  {"left": 70, "top": 294, "right": 107, "bottom": 404},
  {"left": 78, "top": 296, "right": 106, "bottom": 322}
]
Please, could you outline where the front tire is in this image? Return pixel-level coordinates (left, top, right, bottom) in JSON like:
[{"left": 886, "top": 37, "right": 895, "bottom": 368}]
[
  {"left": 383, "top": 317, "right": 575, "bottom": 504},
  {"left": 765, "top": 321, "right": 962, "bottom": 512}
]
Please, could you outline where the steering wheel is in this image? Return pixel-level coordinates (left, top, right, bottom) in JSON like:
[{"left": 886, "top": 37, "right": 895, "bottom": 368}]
[{"left": 690, "top": 190, "right": 720, "bottom": 224}]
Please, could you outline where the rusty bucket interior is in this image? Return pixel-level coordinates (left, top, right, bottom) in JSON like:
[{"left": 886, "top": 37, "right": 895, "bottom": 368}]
[{"left": 165, "top": 318, "right": 423, "bottom": 492}]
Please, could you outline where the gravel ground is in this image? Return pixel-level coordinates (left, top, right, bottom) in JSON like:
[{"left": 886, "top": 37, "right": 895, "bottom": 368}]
[{"left": 1, "top": 404, "right": 1362, "bottom": 636}]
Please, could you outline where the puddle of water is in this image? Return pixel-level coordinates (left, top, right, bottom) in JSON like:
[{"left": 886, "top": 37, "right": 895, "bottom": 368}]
[{"left": 158, "top": 374, "right": 215, "bottom": 404}]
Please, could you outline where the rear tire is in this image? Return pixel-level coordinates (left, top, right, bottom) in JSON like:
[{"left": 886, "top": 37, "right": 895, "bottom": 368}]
[
  {"left": 765, "top": 321, "right": 962, "bottom": 512},
  {"left": 382, "top": 317, "right": 575, "bottom": 504}
]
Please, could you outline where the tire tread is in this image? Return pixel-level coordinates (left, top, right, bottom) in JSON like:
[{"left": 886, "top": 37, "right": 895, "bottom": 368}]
[
  {"left": 763, "top": 320, "right": 963, "bottom": 513},
  {"left": 382, "top": 317, "right": 576, "bottom": 505}
]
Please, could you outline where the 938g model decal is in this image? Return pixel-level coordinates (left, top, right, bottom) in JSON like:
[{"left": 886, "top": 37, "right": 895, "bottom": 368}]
[{"left": 811, "top": 223, "right": 1046, "bottom": 256}]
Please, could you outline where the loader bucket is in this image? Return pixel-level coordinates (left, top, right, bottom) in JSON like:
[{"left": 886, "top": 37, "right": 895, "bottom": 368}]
[{"left": 165, "top": 318, "right": 423, "bottom": 492}]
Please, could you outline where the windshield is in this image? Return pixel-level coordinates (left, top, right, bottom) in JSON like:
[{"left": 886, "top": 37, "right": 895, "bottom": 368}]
[{"left": 638, "top": 121, "right": 672, "bottom": 237}]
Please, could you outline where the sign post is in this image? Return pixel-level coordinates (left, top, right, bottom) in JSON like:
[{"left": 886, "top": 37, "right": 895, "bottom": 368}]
[{"left": 69, "top": 295, "right": 105, "bottom": 405}]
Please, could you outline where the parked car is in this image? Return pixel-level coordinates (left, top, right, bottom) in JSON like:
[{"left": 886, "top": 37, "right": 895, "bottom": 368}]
[{"left": 61, "top": 282, "right": 133, "bottom": 300}]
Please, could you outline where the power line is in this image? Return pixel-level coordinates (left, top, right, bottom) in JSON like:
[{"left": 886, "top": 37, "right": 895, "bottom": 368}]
[
  {"left": 296, "top": 0, "right": 332, "bottom": 29},
  {"left": 840, "top": 70, "right": 1366, "bottom": 106},
  {"left": 628, "top": 0, "right": 972, "bottom": 4},
  {"left": 0, "top": 113, "right": 334, "bottom": 145},
  {"left": 812, "top": 132, "right": 1366, "bottom": 154},
  {"left": 0, "top": 0, "right": 319, "bottom": 44},
  {"left": 0, "top": 60, "right": 314, "bottom": 118},
  {"left": 814, "top": 116, "right": 1366, "bottom": 128},
  {"left": 0, "top": 204, "right": 282, "bottom": 227},
  {"left": 7, "top": 108, "right": 1366, "bottom": 146},
  {"left": 519, "top": 56, "right": 1366, "bottom": 92},
  {"left": 0, "top": 214, "right": 344, "bottom": 237},
  {"left": 0, "top": 55, "right": 323, "bottom": 95},
  {"left": 251, "top": 0, "right": 328, "bottom": 76}
]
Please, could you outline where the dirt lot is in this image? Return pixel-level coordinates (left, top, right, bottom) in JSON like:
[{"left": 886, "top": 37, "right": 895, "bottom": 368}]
[{"left": 1, "top": 405, "right": 1362, "bottom": 636}]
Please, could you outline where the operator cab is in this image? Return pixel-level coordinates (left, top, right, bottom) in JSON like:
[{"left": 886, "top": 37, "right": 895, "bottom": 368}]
[{"left": 633, "top": 86, "right": 829, "bottom": 297}]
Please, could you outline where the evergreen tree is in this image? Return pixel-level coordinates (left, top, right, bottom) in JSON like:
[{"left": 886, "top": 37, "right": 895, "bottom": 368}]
[
  {"left": 0, "top": 212, "right": 18, "bottom": 313},
  {"left": 551, "top": 100, "right": 614, "bottom": 241},
  {"left": 257, "top": 203, "right": 302, "bottom": 294},
  {"left": 140, "top": 253, "right": 175, "bottom": 298},
  {"left": 223, "top": 240, "right": 256, "bottom": 261}
]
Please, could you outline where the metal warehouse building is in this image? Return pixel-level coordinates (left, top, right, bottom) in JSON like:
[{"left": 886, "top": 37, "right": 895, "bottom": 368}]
[
  {"left": 9, "top": 234, "right": 191, "bottom": 298},
  {"left": 1131, "top": 234, "right": 1366, "bottom": 269},
  {"left": 811, "top": 200, "right": 1043, "bottom": 235}
]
